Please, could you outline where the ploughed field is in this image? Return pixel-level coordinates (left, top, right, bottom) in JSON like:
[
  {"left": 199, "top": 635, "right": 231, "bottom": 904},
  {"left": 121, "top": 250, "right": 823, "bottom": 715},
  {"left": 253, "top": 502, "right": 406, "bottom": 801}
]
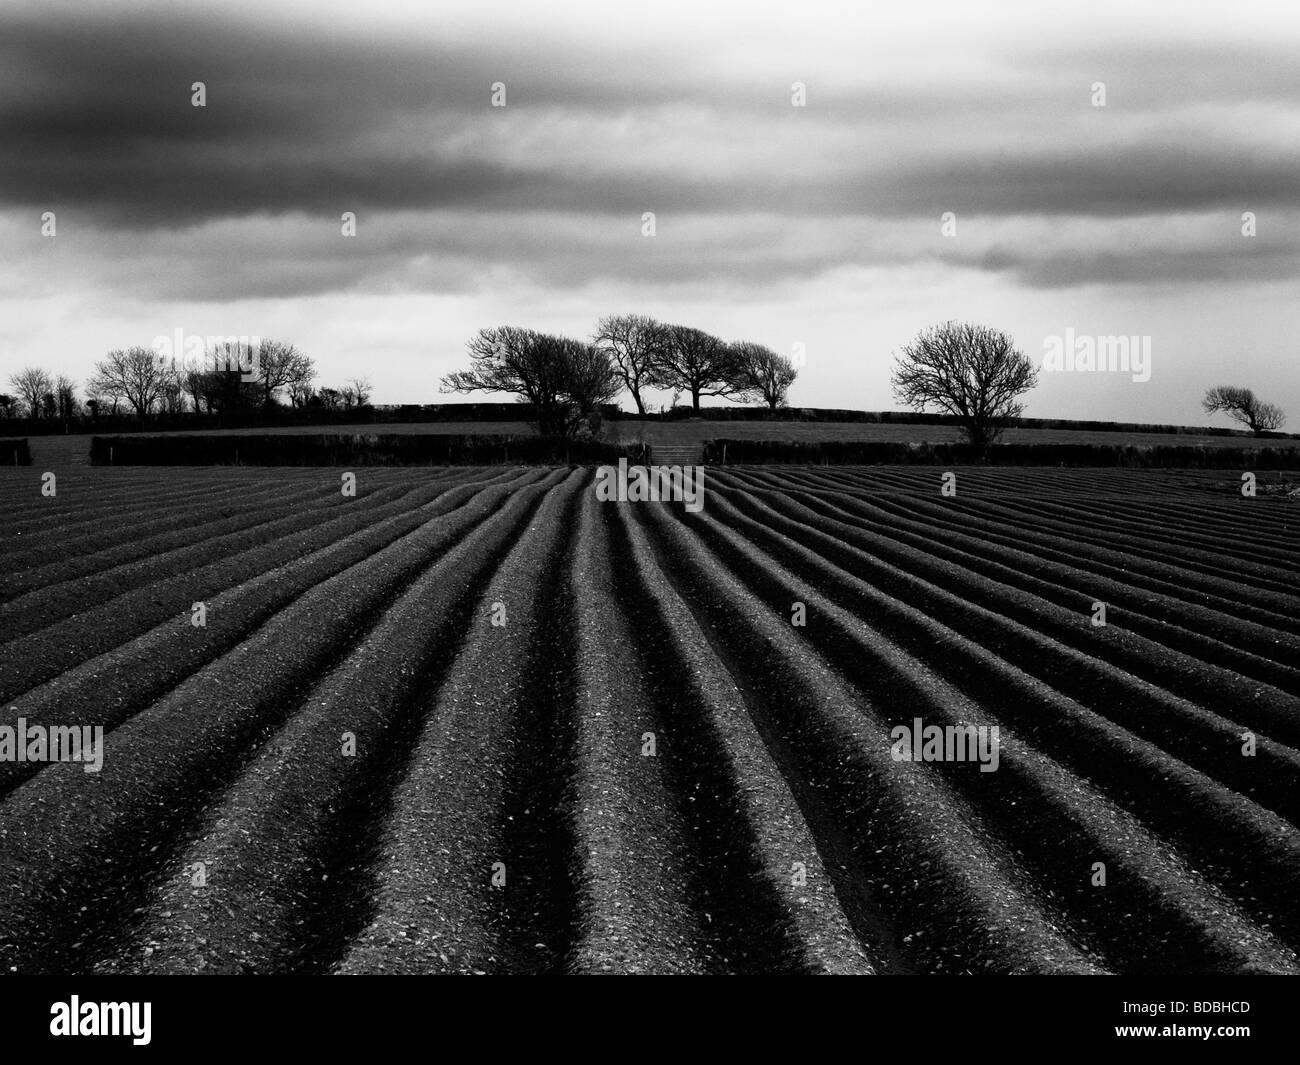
[{"left": 0, "top": 463, "right": 1297, "bottom": 974}]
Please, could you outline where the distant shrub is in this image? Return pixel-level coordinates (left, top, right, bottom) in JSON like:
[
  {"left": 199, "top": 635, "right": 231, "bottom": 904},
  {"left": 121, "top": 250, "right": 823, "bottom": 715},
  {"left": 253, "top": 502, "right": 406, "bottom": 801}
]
[
  {"left": 0, "top": 438, "right": 31, "bottom": 466},
  {"left": 90, "top": 433, "right": 640, "bottom": 466},
  {"left": 704, "top": 438, "right": 1300, "bottom": 469}
]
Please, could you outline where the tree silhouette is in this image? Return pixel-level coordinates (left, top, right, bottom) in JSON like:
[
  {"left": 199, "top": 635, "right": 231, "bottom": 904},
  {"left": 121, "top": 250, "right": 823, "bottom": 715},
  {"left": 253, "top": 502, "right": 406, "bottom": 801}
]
[
  {"left": 892, "top": 321, "right": 1037, "bottom": 450},
  {"left": 654, "top": 325, "right": 743, "bottom": 412},
  {"left": 1202, "top": 385, "right": 1285, "bottom": 435}
]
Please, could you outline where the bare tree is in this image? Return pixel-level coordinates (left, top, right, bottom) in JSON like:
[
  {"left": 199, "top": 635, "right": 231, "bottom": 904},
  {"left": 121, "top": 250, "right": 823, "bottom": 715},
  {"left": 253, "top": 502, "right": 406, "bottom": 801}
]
[
  {"left": 441, "top": 326, "right": 591, "bottom": 437},
  {"left": 89, "top": 347, "right": 170, "bottom": 429},
  {"left": 9, "top": 367, "right": 52, "bottom": 419},
  {"left": 562, "top": 344, "right": 621, "bottom": 437},
  {"left": 254, "top": 339, "right": 315, "bottom": 406},
  {"left": 160, "top": 373, "right": 187, "bottom": 415},
  {"left": 55, "top": 375, "right": 80, "bottom": 421},
  {"left": 348, "top": 376, "right": 372, "bottom": 407},
  {"left": 204, "top": 342, "right": 262, "bottom": 411},
  {"left": 731, "top": 341, "right": 797, "bottom": 410},
  {"left": 892, "top": 321, "right": 1038, "bottom": 449},
  {"left": 592, "top": 314, "right": 666, "bottom": 414},
  {"left": 178, "top": 358, "right": 212, "bottom": 413},
  {"left": 1202, "top": 385, "right": 1286, "bottom": 435},
  {"left": 202, "top": 344, "right": 264, "bottom": 412},
  {"left": 84, "top": 376, "right": 121, "bottom": 417},
  {"left": 287, "top": 358, "right": 318, "bottom": 407},
  {"left": 654, "top": 325, "right": 743, "bottom": 412}
]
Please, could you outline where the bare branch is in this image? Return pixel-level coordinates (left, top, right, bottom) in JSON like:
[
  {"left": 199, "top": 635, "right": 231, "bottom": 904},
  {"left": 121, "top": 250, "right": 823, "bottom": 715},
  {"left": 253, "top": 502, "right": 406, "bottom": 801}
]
[{"left": 891, "top": 321, "right": 1038, "bottom": 449}]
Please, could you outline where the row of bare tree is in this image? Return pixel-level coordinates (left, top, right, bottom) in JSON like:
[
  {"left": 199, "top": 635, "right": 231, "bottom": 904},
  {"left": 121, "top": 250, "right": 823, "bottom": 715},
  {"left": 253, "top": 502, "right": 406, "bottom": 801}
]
[
  {"left": 3, "top": 368, "right": 81, "bottom": 422},
  {"left": 5, "top": 320, "right": 1283, "bottom": 444},
  {"left": 2, "top": 343, "right": 371, "bottom": 428},
  {"left": 439, "top": 315, "right": 800, "bottom": 437}
]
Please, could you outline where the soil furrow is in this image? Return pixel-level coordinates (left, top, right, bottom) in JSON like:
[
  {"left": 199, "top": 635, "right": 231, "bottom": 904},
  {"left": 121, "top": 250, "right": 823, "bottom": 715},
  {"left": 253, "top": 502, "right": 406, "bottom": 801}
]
[
  {"left": 0, "top": 472, "right": 547, "bottom": 973},
  {"left": 91, "top": 469, "right": 574, "bottom": 974}
]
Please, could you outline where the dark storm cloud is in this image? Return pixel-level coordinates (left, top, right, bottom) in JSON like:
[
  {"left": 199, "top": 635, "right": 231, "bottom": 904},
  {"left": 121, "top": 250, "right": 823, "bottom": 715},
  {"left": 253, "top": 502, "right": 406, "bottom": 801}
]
[
  {"left": 1005, "top": 244, "right": 1300, "bottom": 289},
  {"left": 909, "top": 148, "right": 1299, "bottom": 218},
  {"left": 0, "top": 10, "right": 657, "bottom": 225},
  {"left": 4, "top": 8, "right": 1299, "bottom": 231},
  {"left": 3, "top": 3, "right": 1299, "bottom": 303}
]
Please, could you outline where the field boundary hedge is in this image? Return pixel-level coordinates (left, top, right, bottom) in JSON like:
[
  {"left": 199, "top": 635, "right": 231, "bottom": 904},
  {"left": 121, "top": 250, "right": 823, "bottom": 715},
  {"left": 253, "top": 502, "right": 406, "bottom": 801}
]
[
  {"left": 0, "top": 438, "right": 31, "bottom": 466},
  {"left": 90, "top": 434, "right": 641, "bottom": 467},
  {"left": 12, "top": 401, "right": 620, "bottom": 436},
  {"left": 703, "top": 438, "right": 1300, "bottom": 468},
  {"left": 20, "top": 403, "right": 1296, "bottom": 440},
  {"left": 612, "top": 407, "right": 1298, "bottom": 439}
]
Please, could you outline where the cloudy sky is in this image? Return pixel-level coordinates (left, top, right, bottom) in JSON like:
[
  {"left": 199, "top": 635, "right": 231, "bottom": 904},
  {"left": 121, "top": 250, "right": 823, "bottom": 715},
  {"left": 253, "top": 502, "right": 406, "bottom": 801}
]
[{"left": 2, "top": 0, "right": 1298, "bottom": 424}]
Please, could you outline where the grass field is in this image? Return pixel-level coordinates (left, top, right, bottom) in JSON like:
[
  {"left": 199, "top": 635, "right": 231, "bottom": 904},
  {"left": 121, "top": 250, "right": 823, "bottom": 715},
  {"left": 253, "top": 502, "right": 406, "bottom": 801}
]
[
  {"left": 22, "top": 417, "right": 1286, "bottom": 468},
  {"left": 1, "top": 463, "right": 1297, "bottom": 973}
]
